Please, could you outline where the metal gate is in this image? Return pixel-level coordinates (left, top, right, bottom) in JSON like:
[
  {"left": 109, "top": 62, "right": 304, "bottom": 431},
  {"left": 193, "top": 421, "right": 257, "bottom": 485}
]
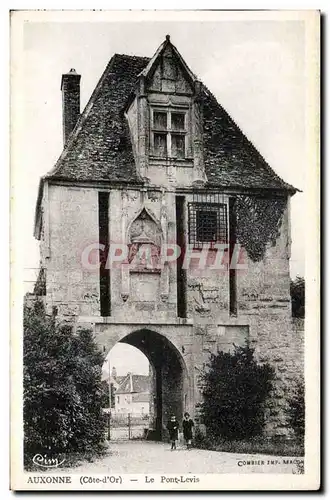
[{"left": 104, "top": 411, "right": 150, "bottom": 441}]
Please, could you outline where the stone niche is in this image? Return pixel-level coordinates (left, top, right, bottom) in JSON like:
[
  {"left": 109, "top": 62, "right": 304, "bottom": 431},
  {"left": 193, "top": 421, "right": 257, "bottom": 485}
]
[
  {"left": 129, "top": 208, "right": 162, "bottom": 247},
  {"left": 127, "top": 208, "right": 163, "bottom": 305},
  {"left": 128, "top": 208, "right": 162, "bottom": 272}
]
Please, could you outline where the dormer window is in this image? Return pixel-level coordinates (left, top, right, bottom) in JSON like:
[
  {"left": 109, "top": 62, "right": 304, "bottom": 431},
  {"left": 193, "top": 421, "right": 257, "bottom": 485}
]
[{"left": 151, "top": 108, "right": 187, "bottom": 159}]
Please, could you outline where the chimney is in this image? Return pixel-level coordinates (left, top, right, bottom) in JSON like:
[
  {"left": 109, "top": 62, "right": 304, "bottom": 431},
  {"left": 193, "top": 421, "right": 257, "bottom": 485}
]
[
  {"left": 61, "top": 68, "right": 81, "bottom": 146},
  {"left": 111, "top": 366, "right": 117, "bottom": 380}
]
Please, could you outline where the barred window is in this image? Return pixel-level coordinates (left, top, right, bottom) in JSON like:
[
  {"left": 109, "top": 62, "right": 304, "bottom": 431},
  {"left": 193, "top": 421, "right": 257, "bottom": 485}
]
[{"left": 188, "top": 203, "right": 228, "bottom": 249}]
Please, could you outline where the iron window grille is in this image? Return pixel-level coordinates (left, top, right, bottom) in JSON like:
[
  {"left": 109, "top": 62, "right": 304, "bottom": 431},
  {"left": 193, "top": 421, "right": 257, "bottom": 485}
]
[{"left": 188, "top": 195, "right": 228, "bottom": 249}]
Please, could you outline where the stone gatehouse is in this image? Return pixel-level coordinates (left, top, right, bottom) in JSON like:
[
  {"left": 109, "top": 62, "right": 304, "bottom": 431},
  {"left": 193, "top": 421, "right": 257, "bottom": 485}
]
[{"left": 33, "top": 36, "right": 303, "bottom": 438}]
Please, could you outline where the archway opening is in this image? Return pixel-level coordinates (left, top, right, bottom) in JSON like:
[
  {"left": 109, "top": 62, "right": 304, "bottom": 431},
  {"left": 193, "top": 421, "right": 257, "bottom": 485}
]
[
  {"left": 120, "top": 329, "right": 187, "bottom": 440},
  {"left": 104, "top": 329, "right": 188, "bottom": 441},
  {"left": 103, "top": 344, "right": 150, "bottom": 440}
]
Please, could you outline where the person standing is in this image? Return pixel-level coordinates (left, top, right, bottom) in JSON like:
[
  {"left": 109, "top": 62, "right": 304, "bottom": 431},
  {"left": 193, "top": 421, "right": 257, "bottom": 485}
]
[
  {"left": 182, "top": 412, "right": 194, "bottom": 449},
  {"left": 167, "top": 415, "right": 179, "bottom": 450}
]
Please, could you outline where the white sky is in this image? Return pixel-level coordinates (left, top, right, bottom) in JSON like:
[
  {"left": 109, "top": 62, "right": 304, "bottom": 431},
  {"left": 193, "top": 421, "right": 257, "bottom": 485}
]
[
  {"left": 104, "top": 343, "right": 149, "bottom": 377},
  {"left": 20, "top": 14, "right": 308, "bottom": 374}
]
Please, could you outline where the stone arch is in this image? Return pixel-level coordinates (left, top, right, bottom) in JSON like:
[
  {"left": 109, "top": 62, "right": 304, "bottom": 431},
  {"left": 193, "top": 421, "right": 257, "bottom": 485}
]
[{"left": 109, "top": 328, "right": 189, "bottom": 440}]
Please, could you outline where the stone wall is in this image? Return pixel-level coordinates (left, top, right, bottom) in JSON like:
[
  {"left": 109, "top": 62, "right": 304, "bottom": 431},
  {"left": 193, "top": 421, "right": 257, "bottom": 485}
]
[
  {"left": 45, "top": 184, "right": 100, "bottom": 318},
  {"left": 41, "top": 182, "right": 304, "bottom": 437}
]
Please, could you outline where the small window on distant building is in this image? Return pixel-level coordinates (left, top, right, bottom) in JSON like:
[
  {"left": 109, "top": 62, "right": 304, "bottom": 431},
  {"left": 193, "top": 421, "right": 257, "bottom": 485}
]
[
  {"left": 151, "top": 108, "right": 187, "bottom": 159},
  {"left": 188, "top": 203, "right": 228, "bottom": 249}
]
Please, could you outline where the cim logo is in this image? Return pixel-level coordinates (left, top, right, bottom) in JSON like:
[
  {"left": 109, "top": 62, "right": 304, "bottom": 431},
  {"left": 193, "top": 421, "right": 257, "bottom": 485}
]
[{"left": 32, "top": 454, "right": 65, "bottom": 469}]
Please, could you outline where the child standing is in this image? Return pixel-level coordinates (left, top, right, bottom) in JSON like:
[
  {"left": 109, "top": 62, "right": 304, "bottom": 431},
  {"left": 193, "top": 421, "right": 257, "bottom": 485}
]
[
  {"left": 167, "top": 415, "right": 179, "bottom": 450},
  {"left": 182, "top": 412, "right": 194, "bottom": 449}
]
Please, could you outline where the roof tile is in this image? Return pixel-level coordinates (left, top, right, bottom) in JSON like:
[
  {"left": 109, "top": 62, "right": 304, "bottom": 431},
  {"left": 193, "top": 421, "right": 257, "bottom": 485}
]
[{"left": 116, "top": 374, "right": 150, "bottom": 394}]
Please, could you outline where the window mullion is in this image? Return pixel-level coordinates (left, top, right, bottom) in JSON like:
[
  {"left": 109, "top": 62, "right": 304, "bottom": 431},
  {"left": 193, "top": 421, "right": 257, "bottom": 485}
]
[
  {"left": 151, "top": 130, "right": 154, "bottom": 155},
  {"left": 168, "top": 111, "right": 171, "bottom": 157}
]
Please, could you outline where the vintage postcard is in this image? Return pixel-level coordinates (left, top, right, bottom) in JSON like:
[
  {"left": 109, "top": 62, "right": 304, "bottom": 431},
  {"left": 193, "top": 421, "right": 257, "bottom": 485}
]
[{"left": 10, "top": 9, "right": 320, "bottom": 491}]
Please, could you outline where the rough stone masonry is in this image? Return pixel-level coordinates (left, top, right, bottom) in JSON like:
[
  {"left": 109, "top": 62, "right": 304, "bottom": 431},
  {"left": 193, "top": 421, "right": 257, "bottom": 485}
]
[{"left": 32, "top": 36, "right": 304, "bottom": 438}]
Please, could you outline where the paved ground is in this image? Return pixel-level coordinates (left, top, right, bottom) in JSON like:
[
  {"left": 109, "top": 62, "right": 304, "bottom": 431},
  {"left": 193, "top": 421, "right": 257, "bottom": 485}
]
[{"left": 61, "top": 440, "right": 304, "bottom": 475}]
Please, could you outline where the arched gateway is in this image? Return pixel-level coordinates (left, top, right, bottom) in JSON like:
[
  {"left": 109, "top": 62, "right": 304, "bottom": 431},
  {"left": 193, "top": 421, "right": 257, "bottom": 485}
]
[
  {"left": 33, "top": 36, "right": 302, "bottom": 439},
  {"left": 111, "top": 329, "right": 188, "bottom": 439},
  {"left": 96, "top": 324, "right": 194, "bottom": 440}
]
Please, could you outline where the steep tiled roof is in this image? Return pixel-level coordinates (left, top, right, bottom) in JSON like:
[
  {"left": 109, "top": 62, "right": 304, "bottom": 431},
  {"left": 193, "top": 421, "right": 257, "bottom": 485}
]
[
  {"left": 116, "top": 373, "right": 150, "bottom": 395},
  {"left": 47, "top": 54, "right": 149, "bottom": 184},
  {"left": 101, "top": 368, "right": 125, "bottom": 386},
  {"left": 45, "top": 52, "right": 296, "bottom": 193},
  {"left": 115, "top": 376, "right": 126, "bottom": 385}
]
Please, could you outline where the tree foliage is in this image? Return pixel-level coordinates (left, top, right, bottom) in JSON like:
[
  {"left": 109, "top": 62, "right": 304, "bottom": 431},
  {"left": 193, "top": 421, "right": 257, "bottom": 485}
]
[
  {"left": 285, "top": 379, "right": 305, "bottom": 440},
  {"left": 290, "top": 276, "right": 305, "bottom": 318},
  {"left": 100, "top": 380, "right": 116, "bottom": 409},
  {"left": 200, "top": 345, "right": 275, "bottom": 440},
  {"left": 23, "top": 300, "right": 106, "bottom": 459}
]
